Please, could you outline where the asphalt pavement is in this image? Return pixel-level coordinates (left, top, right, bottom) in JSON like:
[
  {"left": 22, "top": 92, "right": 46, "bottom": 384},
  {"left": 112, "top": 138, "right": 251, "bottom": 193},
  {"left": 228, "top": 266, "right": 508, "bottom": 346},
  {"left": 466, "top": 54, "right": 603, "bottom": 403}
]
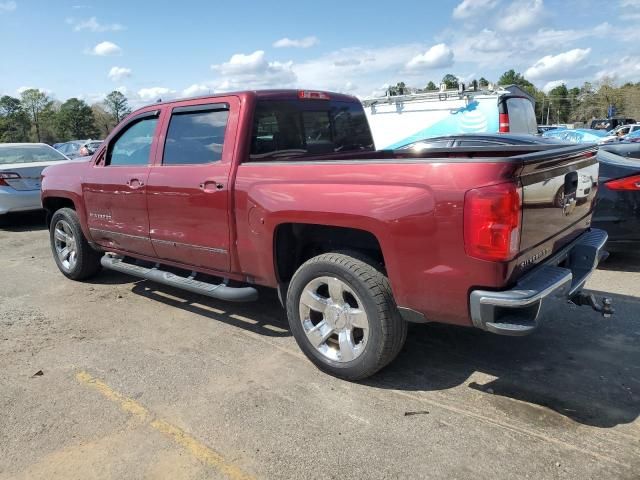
[{"left": 1, "top": 211, "right": 638, "bottom": 479}]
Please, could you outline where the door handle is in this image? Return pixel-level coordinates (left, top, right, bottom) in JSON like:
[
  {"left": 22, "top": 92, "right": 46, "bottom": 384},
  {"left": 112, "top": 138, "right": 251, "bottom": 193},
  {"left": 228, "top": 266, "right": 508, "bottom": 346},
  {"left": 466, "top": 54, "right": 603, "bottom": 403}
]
[
  {"left": 127, "top": 178, "right": 145, "bottom": 189},
  {"left": 199, "top": 181, "right": 224, "bottom": 191}
]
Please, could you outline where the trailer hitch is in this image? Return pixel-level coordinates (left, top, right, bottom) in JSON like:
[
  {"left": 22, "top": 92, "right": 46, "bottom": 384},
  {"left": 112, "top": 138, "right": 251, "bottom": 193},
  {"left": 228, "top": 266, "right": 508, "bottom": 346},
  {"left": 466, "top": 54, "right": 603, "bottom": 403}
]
[{"left": 569, "top": 292, "right": 614, "bottom": 318}]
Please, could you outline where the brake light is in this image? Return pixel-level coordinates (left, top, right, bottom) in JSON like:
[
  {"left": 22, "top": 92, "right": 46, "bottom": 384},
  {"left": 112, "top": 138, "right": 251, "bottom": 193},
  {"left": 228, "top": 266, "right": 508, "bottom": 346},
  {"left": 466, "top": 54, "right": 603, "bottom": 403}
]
[
  {"left": 464, "top": 182, "right": 522, "bottom": 262},
  {"left": 0, "top": 172, "right": 20, "bottom": 187},
  {"left": 605, "top": 175, "right": 640, "bottom": 191},
  {"left": 499, "top": 113, "right": 510, "bottom": 133},
  {"left": 298, "top": 90, "right": 330, "bottom": 100}
]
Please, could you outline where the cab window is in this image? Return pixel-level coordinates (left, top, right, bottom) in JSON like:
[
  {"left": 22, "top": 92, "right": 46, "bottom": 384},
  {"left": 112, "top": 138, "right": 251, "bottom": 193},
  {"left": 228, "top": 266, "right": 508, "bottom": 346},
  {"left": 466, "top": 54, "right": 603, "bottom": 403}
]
[
  {"left": 249, "top": 99, "right": 374, "bottom": 160},
  {"left": 163, "top": 107, "right": 229, "bottom": 165},
  {"left": 106, "top": 116, "right": 158, "bottom": 166}
]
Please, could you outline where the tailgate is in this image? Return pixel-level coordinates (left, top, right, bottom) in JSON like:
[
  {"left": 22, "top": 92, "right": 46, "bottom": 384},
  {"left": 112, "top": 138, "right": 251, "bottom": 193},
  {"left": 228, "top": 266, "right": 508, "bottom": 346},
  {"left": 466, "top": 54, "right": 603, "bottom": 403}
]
[{"left": 516, "top": 144, "right": 599, "bottom": 268}]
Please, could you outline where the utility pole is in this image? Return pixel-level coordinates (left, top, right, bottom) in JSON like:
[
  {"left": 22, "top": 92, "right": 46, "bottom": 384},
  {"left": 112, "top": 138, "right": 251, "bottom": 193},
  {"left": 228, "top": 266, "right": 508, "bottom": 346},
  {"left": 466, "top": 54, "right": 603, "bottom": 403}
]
[{"left": 546, "top": 102, "right": 552, "bottom": 125}]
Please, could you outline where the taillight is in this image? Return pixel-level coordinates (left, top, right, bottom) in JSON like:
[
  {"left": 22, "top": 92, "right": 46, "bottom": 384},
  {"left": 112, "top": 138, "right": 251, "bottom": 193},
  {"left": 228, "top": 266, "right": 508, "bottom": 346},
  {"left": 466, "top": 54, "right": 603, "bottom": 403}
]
[
  {"left": 464, "top": 182, "right": 522, "bottom": 262},
  {"left": 298, "top": 90, "right": 330, "bottom": 100},
  {"left": 605, "top": 175, "right": 640, "bottom": 191},
  {"left": 499, "top": 113, "right": 510, "bottom": 133},
  {"left": 0, "top": 172, "right": 20, "bottom": 187}
]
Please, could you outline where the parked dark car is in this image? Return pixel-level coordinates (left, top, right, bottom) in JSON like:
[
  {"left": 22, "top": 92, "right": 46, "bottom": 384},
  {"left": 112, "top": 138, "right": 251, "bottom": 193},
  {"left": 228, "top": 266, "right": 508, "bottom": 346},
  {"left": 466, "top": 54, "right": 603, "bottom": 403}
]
[
  {"left": 593, "top": 150, "right": 640, "bottom": 253},
  {"left": 400, "top": 133, "right": 640, "bottom": 252},
  {"left": 600, "top": 141, "right": 640, "bottom": 160},
  {"left": 590, "top": 117, "right": 637, "bottom": 131},
  {"left": 397, "top": 133, "right": 564, "bottom": 150}
]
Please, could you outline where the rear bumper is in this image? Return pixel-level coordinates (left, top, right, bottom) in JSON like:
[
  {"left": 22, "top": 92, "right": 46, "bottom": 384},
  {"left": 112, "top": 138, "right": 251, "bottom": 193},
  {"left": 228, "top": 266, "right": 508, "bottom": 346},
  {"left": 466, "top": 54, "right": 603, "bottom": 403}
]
[
  {"left": 469, "top": 228, "right": 608, "bottom": 336},
  {"left": 0, "top": 187, "right": 42, "bottom": 215}
]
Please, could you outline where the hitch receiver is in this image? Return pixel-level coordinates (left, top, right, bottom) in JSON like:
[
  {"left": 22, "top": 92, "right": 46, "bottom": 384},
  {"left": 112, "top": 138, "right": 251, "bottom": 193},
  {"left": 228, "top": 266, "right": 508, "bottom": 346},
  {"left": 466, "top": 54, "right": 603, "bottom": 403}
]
[{"left": 569, "top": 292, "right": 614, "bottom": 318}]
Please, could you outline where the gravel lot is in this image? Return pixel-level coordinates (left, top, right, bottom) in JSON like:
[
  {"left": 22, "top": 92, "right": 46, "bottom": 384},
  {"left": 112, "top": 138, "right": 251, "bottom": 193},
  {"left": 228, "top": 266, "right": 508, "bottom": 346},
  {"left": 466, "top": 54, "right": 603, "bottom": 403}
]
[{"left": 1, "top": 212, "right": 639, "bottom": 480}]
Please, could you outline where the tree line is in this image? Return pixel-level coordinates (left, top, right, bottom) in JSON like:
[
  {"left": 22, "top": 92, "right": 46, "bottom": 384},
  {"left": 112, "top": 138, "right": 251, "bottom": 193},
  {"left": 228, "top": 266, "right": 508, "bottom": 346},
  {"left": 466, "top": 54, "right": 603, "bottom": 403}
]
[
  {"left": 387, "top": 70, "right": 640, "bottom": 126},
  {"left": 0, "top": 89, "right": 132, "bottom": 144},
  {"left": 3, "top": 72, "right": 640, "bottom": 144}
]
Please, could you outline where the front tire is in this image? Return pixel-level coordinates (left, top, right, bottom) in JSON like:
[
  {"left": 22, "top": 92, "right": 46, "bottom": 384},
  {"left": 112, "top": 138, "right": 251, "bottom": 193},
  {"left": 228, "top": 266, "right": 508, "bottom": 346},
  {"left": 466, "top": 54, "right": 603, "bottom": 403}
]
[
  {"left": 49, "top": 208, "right": 102, "bottom": 280},
  {"left": 286, "top": 252, "right": 407, "bottom": 381}
]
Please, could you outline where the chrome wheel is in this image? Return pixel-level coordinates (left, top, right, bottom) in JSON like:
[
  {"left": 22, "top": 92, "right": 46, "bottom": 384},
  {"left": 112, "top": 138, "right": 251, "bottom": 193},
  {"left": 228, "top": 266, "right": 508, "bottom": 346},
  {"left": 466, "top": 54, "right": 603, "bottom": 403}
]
[
  {"left": 53, "top": 219, "right": 77, "bottom": 272},
  {"left": 299, "top": 276, "right": 370, "bottom": 363}
]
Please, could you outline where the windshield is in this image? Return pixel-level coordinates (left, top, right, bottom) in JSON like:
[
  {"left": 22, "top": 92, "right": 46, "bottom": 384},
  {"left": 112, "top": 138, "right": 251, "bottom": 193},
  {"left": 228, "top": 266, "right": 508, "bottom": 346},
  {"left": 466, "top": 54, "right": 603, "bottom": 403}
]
[
  {"left": 249, "top": 99, "right": 374, "bottom": 160},
  {"left": 0, "top": 144, "right": 69, "bottom": 165}
]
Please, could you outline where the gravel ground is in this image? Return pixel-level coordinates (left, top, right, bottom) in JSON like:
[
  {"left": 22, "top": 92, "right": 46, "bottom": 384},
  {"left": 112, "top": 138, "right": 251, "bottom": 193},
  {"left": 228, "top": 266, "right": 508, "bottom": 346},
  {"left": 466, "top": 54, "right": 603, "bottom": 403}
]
[{"left": 1, "top": 211, "right": 639, "bottom": 480}]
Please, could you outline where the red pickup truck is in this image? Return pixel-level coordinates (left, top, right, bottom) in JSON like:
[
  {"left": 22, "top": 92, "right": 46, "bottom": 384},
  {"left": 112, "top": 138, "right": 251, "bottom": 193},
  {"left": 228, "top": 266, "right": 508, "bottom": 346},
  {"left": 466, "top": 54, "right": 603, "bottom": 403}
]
[{"left": 41, "top": 89, "right": 611, "bottom": 380}]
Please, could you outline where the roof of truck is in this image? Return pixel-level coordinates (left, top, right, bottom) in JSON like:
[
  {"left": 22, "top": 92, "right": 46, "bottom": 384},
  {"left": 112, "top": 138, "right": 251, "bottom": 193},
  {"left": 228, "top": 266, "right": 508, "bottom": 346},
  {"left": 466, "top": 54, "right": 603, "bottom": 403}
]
[{"left": 139, "top": 89, "right": 359, "bottom": 109}]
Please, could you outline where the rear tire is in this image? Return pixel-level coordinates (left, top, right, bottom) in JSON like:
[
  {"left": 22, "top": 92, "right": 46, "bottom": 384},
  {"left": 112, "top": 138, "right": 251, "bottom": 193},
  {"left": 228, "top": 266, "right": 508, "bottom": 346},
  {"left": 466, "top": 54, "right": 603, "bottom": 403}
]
[
  {"left": 49, "top": 208, "right": 102, "bottom": 280},
  {"left": 286, "top": 252, "right": 407, "bottom": 381}
]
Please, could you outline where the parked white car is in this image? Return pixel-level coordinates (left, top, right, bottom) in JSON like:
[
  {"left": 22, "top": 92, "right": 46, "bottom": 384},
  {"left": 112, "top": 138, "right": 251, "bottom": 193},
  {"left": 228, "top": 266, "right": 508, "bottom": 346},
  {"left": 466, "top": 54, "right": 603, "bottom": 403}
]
[
  {"left": 0, "top": 143, "right": 71, "bottom": 216},
  {"left": 600, "top": 124, "right": 640, "bottom": 144}
]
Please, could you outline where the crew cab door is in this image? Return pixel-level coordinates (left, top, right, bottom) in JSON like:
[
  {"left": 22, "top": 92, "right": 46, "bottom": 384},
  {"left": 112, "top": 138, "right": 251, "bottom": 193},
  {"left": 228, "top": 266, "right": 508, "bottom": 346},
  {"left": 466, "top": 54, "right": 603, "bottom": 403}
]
[
  {"left": 146, "top": 97, "right": 239, "bottom": 272},
  {"left": 83, "top": 110, "right": 161, "bottom": 257}
]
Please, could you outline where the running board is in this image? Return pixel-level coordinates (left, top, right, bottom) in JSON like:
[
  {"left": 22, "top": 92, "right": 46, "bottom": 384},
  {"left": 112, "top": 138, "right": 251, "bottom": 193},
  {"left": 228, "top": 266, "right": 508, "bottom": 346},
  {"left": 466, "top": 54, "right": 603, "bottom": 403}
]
[{"left": 100, "top": 255, "right": 258, "bottom": 302}]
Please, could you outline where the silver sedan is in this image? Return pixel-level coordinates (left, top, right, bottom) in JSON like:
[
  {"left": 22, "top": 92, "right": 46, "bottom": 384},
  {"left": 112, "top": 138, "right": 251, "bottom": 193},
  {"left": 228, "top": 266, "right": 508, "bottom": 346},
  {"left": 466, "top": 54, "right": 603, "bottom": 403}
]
[{"left": 0, "top": 143, "right": 71, "bottom": 216}]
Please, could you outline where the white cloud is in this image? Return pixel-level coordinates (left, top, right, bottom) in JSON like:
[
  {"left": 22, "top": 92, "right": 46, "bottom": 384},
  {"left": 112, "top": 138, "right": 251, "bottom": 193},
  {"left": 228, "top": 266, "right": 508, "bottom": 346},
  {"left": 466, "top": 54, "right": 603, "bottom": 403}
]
[
  {"left": 453, "top": 0, "right": 499, "bottom": 19},
  {"left": 137, "top": 87, "right": 176, "bottom": 102},
  {"left": 273, "top": 36, "right": 318, "bottom": 48},
  {"left": 525, "top": 48, "right": 591, "bottom": 80},
  {"left": 596, "top": 55, "right": 640, "bottom": 82},
  {"left": 620, "top": 0, "right": 640, "bottom": 6},
  {"left": 496, "top": 0, "right": 545, "bottom": 31},
  {"left": 181, "top": 84, "right": 212, "bottom": 97},
  {"left": 406, "top": 43, "right": 454, "bottom": 70},
  {"left": 89, "top": 41, "right": 122, "bottom": 56},
  {"left": 17, "top": 86, "right": 53, "bottom": 96},
  {"left": 542, "top": 80, "right": 566, "bottom": 92},
  {"left": 0, "top": 1, "right": 16, "bottom": 13},
  {"left": 108, "top": 66, "right": 131, "bottom": 81},
  {"left": 212, "top": 50, "right": 296, "bottom": 90},
  {"left": 69, "top": 17, "right": 125, "bottom": 32}
]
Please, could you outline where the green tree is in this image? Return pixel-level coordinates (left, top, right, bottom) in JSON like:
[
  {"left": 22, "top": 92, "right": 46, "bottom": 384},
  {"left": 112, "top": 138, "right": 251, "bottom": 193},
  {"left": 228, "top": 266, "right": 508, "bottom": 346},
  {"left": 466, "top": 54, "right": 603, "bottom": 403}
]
[
  {"left": 91, "top": 103, "right": 114, "bottom": 138},
  {"left": 478, "top": 77, "right": 490, "bottom": 88},
  {"left": 56, "top": 98, "right": 98, "bottom": 140},
  {"left": 425, "top": 81, "right": 437, "bottom": 91},
  {"left": 497, "top": 69, "right": 534, "bottom": 89},
  {"left": 103, "top": 91, "right": 131, "bottom": 125},
  {"left": 547, "top": 84, "right": 571, "bottom": 123},
  {"left": 0, "top": 95, "right": 31, "bottom": 142},
  {"left": 20, "top": 88, "right": 51, "bottom": 142},
  {"left": 441, "top": 74, "right": 459, "bottom": 89}
]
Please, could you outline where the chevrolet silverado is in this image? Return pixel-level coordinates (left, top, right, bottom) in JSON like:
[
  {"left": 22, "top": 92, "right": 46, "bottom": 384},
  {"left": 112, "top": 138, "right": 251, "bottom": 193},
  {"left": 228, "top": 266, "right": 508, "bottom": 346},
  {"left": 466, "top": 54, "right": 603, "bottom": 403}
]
[{"left": 41, "top": 90, "right": 612, "bottom": 380}]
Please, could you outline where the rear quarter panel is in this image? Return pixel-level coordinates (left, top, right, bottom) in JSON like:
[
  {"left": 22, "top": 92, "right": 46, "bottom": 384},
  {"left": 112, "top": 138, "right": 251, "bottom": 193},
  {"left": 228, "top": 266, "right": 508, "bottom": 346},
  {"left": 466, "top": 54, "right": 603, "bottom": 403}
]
[{"left": 233, "top": 159, "right": 520, "bottom": 326}]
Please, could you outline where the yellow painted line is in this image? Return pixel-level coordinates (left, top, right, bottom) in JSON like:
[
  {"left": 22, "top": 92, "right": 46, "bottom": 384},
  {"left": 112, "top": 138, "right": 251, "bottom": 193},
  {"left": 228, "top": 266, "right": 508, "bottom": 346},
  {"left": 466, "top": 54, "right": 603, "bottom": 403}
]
[{"left": 75, "top": 371, "right": 255, "bottom": 480}]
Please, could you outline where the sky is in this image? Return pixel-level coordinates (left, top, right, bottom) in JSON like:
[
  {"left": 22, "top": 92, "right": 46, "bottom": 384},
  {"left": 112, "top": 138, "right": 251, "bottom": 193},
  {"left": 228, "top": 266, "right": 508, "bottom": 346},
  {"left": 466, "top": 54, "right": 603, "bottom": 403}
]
[{"left": 0, "top": 0, "right": 638, "bottom": 108}]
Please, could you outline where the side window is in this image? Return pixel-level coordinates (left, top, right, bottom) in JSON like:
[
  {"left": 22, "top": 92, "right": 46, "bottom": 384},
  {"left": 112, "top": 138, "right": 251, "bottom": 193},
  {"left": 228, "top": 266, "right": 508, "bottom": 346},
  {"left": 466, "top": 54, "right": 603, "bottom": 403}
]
[
  {"left": 163, "top": 108, "right": 229, "bottom": 165},
  {"left": 107, "top": 116, "right": 158, "bottom": 166}
]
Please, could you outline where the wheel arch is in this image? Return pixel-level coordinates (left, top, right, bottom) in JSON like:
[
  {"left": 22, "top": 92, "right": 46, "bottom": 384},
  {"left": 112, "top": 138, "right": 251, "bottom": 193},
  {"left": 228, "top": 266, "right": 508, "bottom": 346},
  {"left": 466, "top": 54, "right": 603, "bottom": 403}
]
[{"left": 273, "top": 223, "right": 385, "bottom": 287}]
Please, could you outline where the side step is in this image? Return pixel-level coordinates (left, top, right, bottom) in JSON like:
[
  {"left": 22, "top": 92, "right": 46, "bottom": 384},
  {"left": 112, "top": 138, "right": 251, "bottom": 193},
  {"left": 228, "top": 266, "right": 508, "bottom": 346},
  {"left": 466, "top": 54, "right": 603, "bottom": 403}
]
[{"left": 101, "top": 254, "right": 259, "bottom": 302}]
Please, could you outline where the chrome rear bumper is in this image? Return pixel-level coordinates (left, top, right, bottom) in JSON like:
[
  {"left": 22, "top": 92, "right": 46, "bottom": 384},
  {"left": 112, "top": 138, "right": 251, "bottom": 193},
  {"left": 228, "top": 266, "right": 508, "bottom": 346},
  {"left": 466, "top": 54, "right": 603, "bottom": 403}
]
[{"left": 469, "top": 229, "right": 609, "bottom": 336}]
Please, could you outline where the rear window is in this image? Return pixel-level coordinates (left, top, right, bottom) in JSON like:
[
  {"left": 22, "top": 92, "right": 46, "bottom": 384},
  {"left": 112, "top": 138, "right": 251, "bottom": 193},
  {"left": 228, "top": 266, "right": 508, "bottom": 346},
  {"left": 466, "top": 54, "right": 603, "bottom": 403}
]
[
  {"left": 0, "top": 145, "right": 69, "bottom": 165},
  {"left": 249, "top": 99, "right": 374, "bottom": 160},
  {"left": 505, "top": 98, "right": 537, "bottom": 134}
]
